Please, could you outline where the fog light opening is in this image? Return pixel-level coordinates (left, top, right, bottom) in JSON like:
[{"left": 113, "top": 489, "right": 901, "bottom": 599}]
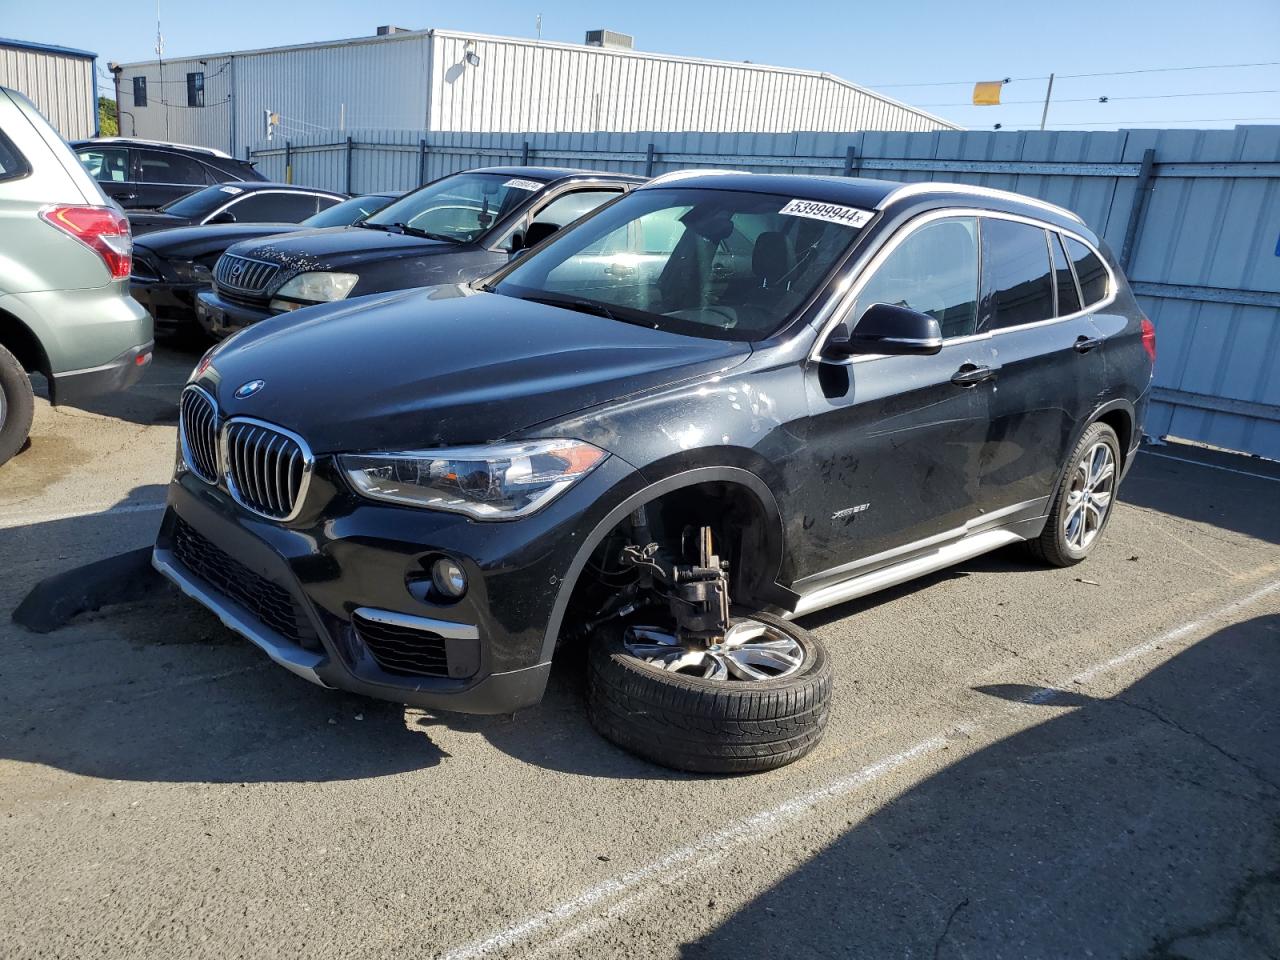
[{"left": 431, "top": 558, "right": 468, "bottom": 599}]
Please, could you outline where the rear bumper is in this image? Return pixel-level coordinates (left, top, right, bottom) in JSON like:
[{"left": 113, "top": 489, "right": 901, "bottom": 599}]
[
  {"left": 49, "top": 340, "right": 154, "bottom": 405},
  {"left": 195, "top": 289, "right": 272, "bottom": 338}
]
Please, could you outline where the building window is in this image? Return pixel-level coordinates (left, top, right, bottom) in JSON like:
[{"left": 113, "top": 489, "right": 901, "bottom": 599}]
[
  {"left": 132, "top": 76, "right": 147, "bottom": 107},
  {"left": 187, "top": 72, "right": 205, "bottom": 108}
]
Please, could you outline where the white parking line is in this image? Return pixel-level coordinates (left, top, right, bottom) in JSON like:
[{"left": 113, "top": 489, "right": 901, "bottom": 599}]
[
  {"left": 0, "top": 501, "right": 166, "bottom": 528},
  {"left": 440, "top": 576, "right": 1280, "bottom": 960},
  {"left": 1141, "top": 449, "right": 1280, "bottom": 483}
]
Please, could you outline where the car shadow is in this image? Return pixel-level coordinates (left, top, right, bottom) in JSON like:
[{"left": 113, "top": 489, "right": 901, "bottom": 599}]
[{"left": 677, "top": 613, "right": 1280, "bottom": 959}]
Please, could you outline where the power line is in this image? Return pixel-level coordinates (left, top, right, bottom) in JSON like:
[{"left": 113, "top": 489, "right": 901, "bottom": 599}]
[
  {"left": 867, "top": 60, "right": 1280, "bottom": 88},
  {"left": 1039, "top": 115, "right": 1280, "bottom": 127},
  {"left": 917, "top": 88, "right": 1280, "bottom": 107}
]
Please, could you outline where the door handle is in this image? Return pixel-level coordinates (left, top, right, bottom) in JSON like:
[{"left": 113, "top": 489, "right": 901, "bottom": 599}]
[
  {"left": 951, "top": 363, "right": 996, "bottom": 387},
  {"left": 1074, "top": 335, "right": 1104, "bottom": 353}
]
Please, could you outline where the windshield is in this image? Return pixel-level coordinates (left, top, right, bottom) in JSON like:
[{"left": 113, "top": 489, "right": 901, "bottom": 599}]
[
  {"left": 363, "top": 172, "right": 545, "bottom": 242},
  {"left": 492, "top": 187, "right": 869, "bottom": 341},
  {"left": 302, "top": 194, "right": 394, "bottom": 228},
  {"left": 159, "top": 185, "right": 245, "bottom": 219}
]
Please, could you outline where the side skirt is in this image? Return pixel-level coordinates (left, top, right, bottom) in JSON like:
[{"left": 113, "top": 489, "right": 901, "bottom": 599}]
[{"left": 787, "top": 514, "right": 1047, "bottom": 619}]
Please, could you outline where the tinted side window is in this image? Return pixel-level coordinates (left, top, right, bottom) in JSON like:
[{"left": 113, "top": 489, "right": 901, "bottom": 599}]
[
  {"left": 223, "top": 192, "right": 323, "bottom": 223},
  {"left": 533, "top": 189, "right": 621, "bottom": 229},
  {"left": 984, "top": 218, "right": 1054, "bottom": 329},
  {"left": 1052, "top": 233, "right": 1082, "bottom": 316},
  {"left": 138, "top": 150, "right": 206, "bottom": 185},
  {"left": 1064, "top": 237, "right": 1109, "bottom": 306},
  {"left": 78, "top": 147, "right": 130, "bottom": 183},
  {"left": 853, "top": 217, "right": 980, "bottom": 339}
]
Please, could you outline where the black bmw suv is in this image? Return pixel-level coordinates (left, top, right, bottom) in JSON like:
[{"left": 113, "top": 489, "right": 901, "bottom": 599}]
[
  {"left": 194, "top": 166, "right": 643, "bottom": 337},
  {"left": 73, "top": 137, "right": 266, "bottom": 209},
  {"left": 156, "top": 172, "right": 1154, "bottom": 774}
]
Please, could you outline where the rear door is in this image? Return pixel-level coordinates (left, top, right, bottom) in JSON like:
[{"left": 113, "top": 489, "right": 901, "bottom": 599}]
[
  {"left": 975, "top": 217, "right": 1108, "bottom": 518},
  {"left": 790, "top": 214, "right": 995, "bottom": 580},
  {"left": 76, "top": 144, "right": 136, "bottom": 206}
]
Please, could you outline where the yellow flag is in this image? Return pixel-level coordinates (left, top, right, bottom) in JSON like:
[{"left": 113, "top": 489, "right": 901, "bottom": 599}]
[{"left": 972, "top": 81, "right": 1003, "bottom": 106}]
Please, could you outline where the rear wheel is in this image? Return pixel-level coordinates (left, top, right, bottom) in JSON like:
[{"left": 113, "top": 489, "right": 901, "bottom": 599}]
[
  {"left": 588, "top": 610, "right": 833, "bottom": 774},
  {"left": 0, "top": 344, "right": 35, "bottom": 467},
  {"left": 1027, "top": 421, "right": 1120, "bottom": 567}
]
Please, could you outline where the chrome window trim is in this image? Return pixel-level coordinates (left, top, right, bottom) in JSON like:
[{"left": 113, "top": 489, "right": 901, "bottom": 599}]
[
  {"left": 808, "top": 207, "right": 1117, "bottom": 364},
  {"left": 217, "top": 416, "right": 316, "bottom": 523},
  {"left": 201, "top": 190, "right": 338, "bottom": 225}
]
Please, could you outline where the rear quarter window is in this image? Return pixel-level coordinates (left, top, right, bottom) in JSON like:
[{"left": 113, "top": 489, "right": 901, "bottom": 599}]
[
  {"left": 1064, "top": 237, "right": 1110, "bottom": 306},
  {"left": 0, "top": 129, "right": 30, "bottom": 182}
]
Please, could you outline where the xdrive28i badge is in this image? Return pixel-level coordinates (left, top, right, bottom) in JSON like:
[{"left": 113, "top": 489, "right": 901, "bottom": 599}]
[{"left": 234, "top": 379, "right": 265, "bottom": 399}]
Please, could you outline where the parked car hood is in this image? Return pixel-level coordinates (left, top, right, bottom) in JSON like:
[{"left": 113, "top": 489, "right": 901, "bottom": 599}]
[
  {"left": 232, "top": 225, "right": 457, "bottom": 273},
  {"left": 128, "top": 211, "right": 192, "bottom": 236},
  {"left": 205, "top": 285, "right": 751, "bottom": 454},
  {"left": 135, "top": 222, "right": 303, "bottom": 260}
]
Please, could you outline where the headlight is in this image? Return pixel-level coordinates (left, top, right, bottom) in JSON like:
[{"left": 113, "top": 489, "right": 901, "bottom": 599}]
[
  {"left": 173, "top": 259, "right": 213, "bottom": 283},
  {"left": 270, "top": 271, "right": 358, "bottom": 310},
  {"left": 340, "top": 439, "right": 607, "bottom": 520}
]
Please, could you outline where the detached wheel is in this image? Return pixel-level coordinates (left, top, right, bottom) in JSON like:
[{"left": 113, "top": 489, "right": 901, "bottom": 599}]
[
  {"left": 0, "top": 344, "right": 35, "bottom": 468},
  {"left": 588, "top": 611, "right": 833, "bottom": 774},
  {"left": 1028, "top": 421, "right": 1120, "bottom": 567}
]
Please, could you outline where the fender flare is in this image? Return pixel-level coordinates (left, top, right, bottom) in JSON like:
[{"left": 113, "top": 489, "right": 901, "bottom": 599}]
[{"left": 538, "top": 466, "right": 792, "bottom": 663}]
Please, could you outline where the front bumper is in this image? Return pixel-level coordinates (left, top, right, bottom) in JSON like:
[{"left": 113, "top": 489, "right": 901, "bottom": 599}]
[
  {"left": 153, "top": 457, "right": 634, "bottom": 713},
  {"left": 195, "top": 289, "right": 273, "bottom": 339},
  {"left": 50, "top": 340, "right": 154, "bottom": 406},
  {"left": 131, "top": 278, "right": 206, "bottom": 331}
]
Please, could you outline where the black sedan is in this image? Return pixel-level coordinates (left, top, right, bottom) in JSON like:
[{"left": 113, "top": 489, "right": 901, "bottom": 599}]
[
  {"left": 194, "top": 166, "right": 644, "bottom": 337},
  {"left": 126, "top": 182, "right": 347, "bottom": 237},
  {"left": 131, "top": 194, "right": 397, "bottom": 335}
]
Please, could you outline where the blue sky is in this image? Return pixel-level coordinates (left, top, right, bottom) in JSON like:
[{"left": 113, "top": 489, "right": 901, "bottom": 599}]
[{"left": 4, "top": 0, "right": 1278, "bottom": 130}]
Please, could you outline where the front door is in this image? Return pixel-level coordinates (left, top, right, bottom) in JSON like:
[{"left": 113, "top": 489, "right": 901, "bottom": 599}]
[{"left": 785, "top": 215, "right": 995, "bottom": 582}]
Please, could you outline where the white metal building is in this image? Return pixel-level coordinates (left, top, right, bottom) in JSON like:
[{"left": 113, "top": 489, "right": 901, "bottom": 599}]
[
  {"left": 116, "top": 27, "right": 957, "bottom": 156},
  {"left": 0, "top": 37, "right": 99, "bottom": 140}
]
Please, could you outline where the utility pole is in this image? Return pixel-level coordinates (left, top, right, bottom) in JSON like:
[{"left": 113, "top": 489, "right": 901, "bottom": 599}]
[{"left": 1039, "top": 72, "right": 1055, "bottom": 131}]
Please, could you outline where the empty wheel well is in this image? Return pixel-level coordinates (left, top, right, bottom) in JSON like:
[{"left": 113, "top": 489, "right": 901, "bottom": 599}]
[
  {"left": 557, "top": 481, "right": 780, "bottom": 648},
  {"left": 0, "top": 310, "right": 49, "bottom": 377},
  {"left": 1096, "top": 409, "right": 1133, "bottom": 466}
]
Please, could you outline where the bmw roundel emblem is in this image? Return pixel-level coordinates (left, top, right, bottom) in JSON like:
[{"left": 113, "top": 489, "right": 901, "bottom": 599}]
[{"left": 235, "top": 379, "right": 265, "bottom": 399}]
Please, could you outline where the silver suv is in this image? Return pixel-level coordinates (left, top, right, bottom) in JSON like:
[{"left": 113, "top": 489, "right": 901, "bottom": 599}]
[{"left": 0, "top": 86, "right": 153, "bottom": 466}]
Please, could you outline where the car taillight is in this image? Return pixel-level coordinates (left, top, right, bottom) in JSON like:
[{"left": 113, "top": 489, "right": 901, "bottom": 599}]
[
  {"left": 1140, "top": 316, "right": 1157, "bottom": 363},
  {"left": 39, "top": 204, "right": 132, "bottom": 280}
]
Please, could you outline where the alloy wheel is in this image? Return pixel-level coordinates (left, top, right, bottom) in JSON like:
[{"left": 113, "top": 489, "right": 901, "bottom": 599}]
[
  {"left": 622, "top": 619, "right": 806, "bottom": 682},
  {"left": 1063, "top": 441, "right": 1115, "bottom": 551}
]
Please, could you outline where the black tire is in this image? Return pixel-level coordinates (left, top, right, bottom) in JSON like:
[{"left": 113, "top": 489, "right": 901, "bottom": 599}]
[
  {"left": 587, "top": 611, "right": 833, "bottom": 774},
  {"left": 0, "top": 344, "right": 35, "bottom": 468},
  {"left": 1027, "top": 421, "right": 1121, "bottom": 568}
]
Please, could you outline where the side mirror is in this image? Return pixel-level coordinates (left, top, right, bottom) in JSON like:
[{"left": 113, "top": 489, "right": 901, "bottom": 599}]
[
  {"left": 207, "top": 210, "right": 237, "bottom": 225},
  {"left": 824, "top": 303, "right": 943, "bottom": 358}
]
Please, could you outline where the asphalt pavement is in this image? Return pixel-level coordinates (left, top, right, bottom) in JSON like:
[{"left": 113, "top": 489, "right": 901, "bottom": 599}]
[{"left": 1, "top": 342, "right": 1277, "bottom": 959}]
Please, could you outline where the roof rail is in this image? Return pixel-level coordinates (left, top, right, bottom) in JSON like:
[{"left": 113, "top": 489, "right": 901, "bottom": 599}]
[
  {"left": 877, "top": 181, "right": 1084, "bottom": 223},
  {"left": 81, "top": 136, "right": 233, "bottom": 159}
]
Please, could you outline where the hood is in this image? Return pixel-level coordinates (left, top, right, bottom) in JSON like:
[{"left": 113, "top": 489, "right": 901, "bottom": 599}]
[
  {"left": 128, "top": 211, "right": 189, "bottom": 236},
  {"left": 135, "top": 222, "right": 303, "bottom": 260},
  {"left": 203, "top": 285, "right": 751, "bottom": 454},
  {"left": 227, "top": 225, "right": 455, "bottom": 274}
]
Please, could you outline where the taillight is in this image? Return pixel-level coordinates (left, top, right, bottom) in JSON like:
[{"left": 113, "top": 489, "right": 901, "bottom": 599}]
[
  {"left": 39, "top": 204, "right": 132, "bottom": 280},
  {"left": 1140, "top": 316, "right": 1157, "bottom": 364}
]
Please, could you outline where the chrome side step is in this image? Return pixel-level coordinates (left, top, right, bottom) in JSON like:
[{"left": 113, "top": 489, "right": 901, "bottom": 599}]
[{"left": 788, "top": 528, "right": 1023, "bottom": 619}]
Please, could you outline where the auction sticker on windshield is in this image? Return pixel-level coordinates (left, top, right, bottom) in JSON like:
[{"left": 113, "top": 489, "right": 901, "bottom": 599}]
[
  {"left": 503, "top": 178, "right": 544, "bottom": 192},
  {"left": 779, "top": 199, "right": 874, "bottom": 228}
]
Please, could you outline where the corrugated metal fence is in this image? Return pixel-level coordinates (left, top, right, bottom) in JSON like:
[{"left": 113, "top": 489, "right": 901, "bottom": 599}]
[{"left": 250, "top": 126, "right": 1280, "bottom": 459}]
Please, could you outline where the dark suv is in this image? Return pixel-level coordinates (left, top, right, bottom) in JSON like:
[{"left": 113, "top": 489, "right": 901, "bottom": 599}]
[
  {"left": 194, "top": 166, "right": 643, "bottom": 337},
  {"left": 155, "top": 173, "right": 1154, "bottom": 774},
  {"left": 73, "top": 137, "right": 266, "bottom": 209}
]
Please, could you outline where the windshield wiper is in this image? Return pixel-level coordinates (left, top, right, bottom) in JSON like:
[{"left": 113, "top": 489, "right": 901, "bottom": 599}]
[
  {"left": 386, "top": 222, "right": 461, "bottom": 243},
  {"left": 517, "top": 293, "right": 618, "bottom": 322}
]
